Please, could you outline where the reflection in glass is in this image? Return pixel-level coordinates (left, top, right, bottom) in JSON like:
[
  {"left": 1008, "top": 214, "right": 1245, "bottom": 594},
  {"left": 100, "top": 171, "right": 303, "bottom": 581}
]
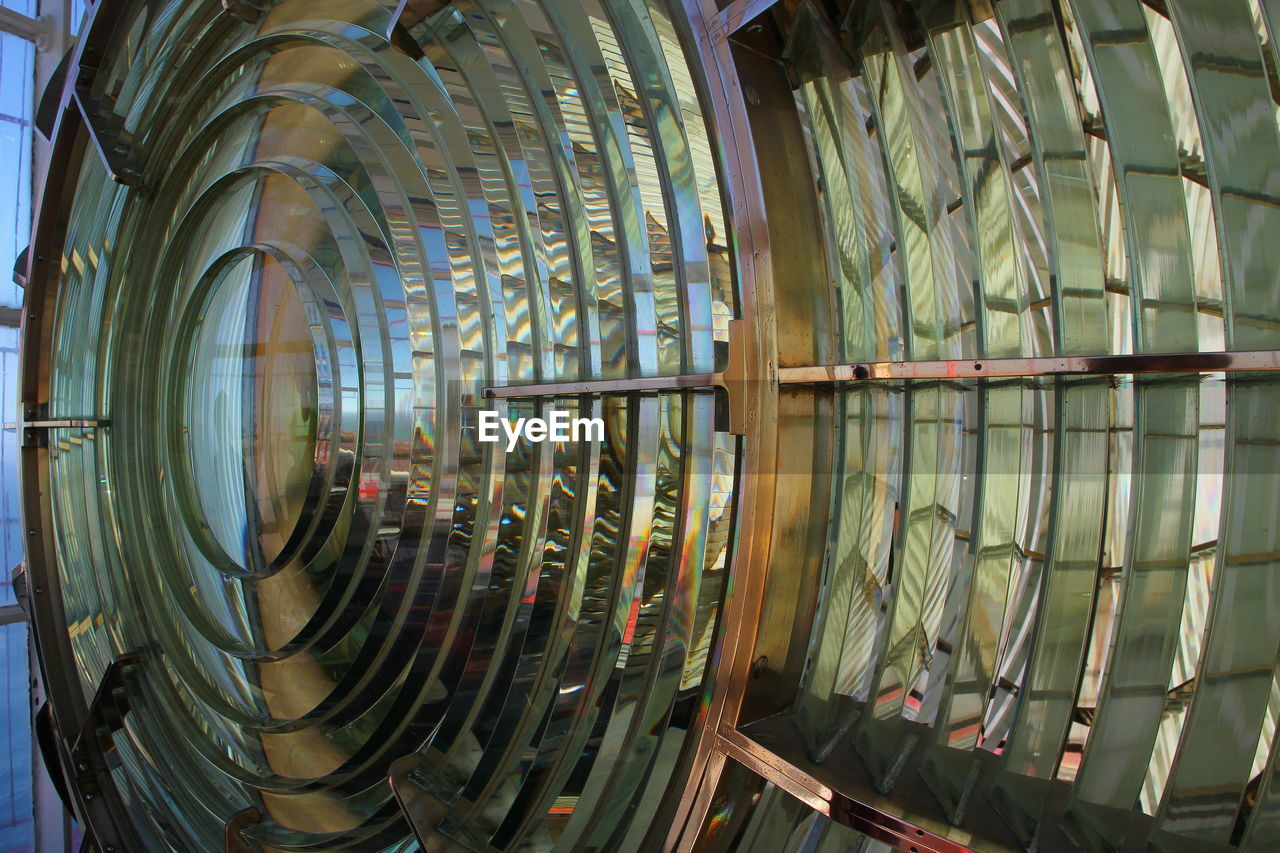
[
  {"left": 34, "top": 0, "right": 733, "bottom": 849},
  {"left": 773, "top": 1, "right": 1280, "bottom": 849}
]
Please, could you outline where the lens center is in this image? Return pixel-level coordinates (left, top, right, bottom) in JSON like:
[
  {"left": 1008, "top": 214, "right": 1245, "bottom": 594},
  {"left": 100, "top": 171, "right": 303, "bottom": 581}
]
[{"left": 183, "top": 252, "right": 319, "bottom": 571}]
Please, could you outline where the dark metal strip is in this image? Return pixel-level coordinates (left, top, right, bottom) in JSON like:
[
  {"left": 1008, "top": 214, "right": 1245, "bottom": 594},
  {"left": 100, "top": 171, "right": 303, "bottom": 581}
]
[
  {"left": 707, "top": 0, "right": 783, "bottom": 38},
  {"left": 482, "top": 373, "right": 721, "bottom": 398},
  {"left": 69, "top": 653, "right": 144, "bottom": 853}
]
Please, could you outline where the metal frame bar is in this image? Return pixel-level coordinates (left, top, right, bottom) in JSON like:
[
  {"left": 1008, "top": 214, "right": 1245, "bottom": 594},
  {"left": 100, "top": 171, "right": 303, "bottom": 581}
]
[
  {"left": 484, "top": 349, "right": 1280, "bottom": 400},
  {"left": 483, "top": 373, "right": 720, "bottom": 398},
  {"left": 717, "top": 728, "right": 974, "bottom": 853},
  {"left": 706, "top": 0, "right": 783, "bottom": 39},
  {"left": 0, "top": 603, "right": 25, "bottom": 626},
  {"left": 0, "top": 6, "right": 51, "bottom": 46},
  {"left": 658, "top": 0, "right": 782, "bottom": 845}
]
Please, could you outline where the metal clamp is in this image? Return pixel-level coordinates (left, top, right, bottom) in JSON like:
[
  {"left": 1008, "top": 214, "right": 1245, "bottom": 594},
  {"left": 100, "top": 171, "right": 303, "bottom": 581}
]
[
  {"left": 70, "top": 653, "right": 142, "bottom": 792},
  {"left": 225, "top": 806, "right": 263, "bottom": 853},
  {"left": 388, "top": 754, "right": 477, "bottom": 853},
  {"left": 10, "top": 402, "right": 109, "bottom": 448}
]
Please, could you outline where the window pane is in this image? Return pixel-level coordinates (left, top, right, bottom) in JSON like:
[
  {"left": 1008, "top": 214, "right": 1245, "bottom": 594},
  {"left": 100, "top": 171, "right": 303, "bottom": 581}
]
[
  {"left": 0, "top": 622, "right": 30, "bottom": 851},
  {"left": 0, "top": 32, "right": 32, "bottom": 311}
]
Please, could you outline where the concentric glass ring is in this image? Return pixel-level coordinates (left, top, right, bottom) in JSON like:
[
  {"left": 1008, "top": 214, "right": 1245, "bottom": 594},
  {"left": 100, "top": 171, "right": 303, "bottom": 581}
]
[{"left": 29, "top": 0, "right": 735, "bottom": 849}]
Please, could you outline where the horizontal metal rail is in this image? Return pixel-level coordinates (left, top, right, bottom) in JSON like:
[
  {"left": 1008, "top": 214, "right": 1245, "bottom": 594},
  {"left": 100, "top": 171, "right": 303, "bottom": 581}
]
[
  {"left": 779, "top": 349, "right": 1280, "bottom": 383},
  {"left": 483, "top": 349, "right": 1280, "bottom": 399},
  {"left": 483, "top": 373, "right": 721, "bottom": 398}
]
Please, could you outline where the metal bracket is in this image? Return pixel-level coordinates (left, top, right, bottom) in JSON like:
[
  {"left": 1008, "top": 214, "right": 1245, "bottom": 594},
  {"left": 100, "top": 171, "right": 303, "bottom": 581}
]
[
  {"left": 224, "top": 806, "right": 263, "bottom": 853},
  {"left": 12, "top": 562, "right": 30, "bottom": 621},
  {"left": 11, "top": 403, "right": 109, "bottom": 448},
  {"left": 72, "top": 23, "right": 141, "bottom": 189},
  {"left": 65, "top": 653, "right": 143, "bottom": 853},
  {"left": 35, "top": 48, "right": 73, "bottom": 142},
  {"left": 71, "top": 85, "right": 141, "bottom": 187},
  {"left": 388, "top": 754, "right": 477, "bottom": 853},
  {"left": 70, "top": 653, "right": 142, "bottom": 791},
  {"left": 221, "top": 0, "right": 265, "bottom": 24},
  {"left": 12, "top": 246, "right": 28, "bottom": 288}
]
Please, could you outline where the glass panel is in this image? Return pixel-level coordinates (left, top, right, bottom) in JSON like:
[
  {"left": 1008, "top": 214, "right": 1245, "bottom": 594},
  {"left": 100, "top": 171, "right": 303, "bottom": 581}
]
[
  {"left": 781, "top": 373, "right": 1278, "bottom": 849},
  {"left": 0, "top": 622, "right": 31, "bottom": 850},
  {"left": 777, "top": 2, "right": 1280, "bottom": 849},
  {"left": 32, "top": 0, "right": 734, "bottom": 849},
  {"left": 0, "top": 32, "right": 32, "bottom": 311}
]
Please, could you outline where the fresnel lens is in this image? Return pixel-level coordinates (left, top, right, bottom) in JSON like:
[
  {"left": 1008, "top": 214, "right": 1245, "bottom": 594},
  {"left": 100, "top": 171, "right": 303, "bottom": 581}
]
[{"left": 20, "top": 0, "right": 1280, "bottom": 850}]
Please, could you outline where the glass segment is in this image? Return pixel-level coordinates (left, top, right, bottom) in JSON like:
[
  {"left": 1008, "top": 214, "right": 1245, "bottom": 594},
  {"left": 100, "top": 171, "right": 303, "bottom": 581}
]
[{"left": 752, "top": 1, "right": 1280, "bottom": 850}]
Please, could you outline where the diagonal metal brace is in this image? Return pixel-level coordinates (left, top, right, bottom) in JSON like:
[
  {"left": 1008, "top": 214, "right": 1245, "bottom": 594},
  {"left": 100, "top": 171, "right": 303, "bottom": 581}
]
[
  {"left": 72, "top": 25, "right": 141, "bottom": 188},
  {"left": 225, "top": 806, "right": 263, "bottom": 853},
  {"left": 221, "top": 0, "right": 266, "bottom": 24},
  {"left": 71, "top": 86, "right": 141, "bottom": 187},
  {"left": 70, "top": 653, "right": 143, "bottom": 798},
  {"left": 389, "top": 754, "right": 477, "bottom": 852}
]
